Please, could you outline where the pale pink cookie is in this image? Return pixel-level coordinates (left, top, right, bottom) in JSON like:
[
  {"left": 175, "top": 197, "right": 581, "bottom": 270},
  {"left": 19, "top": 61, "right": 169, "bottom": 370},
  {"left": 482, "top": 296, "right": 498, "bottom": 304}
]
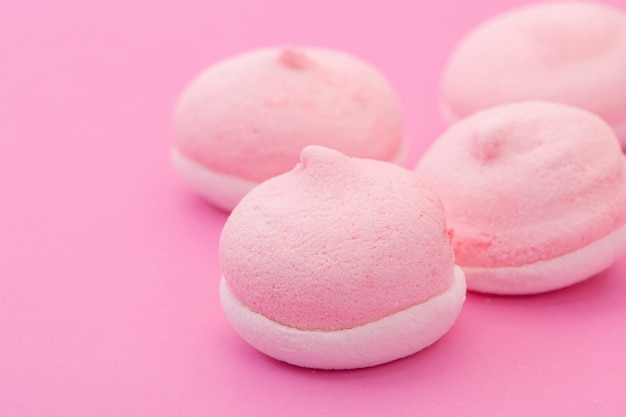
[
  {"left": 442, "top": 2, "right": 626, "bottom": 148},
  {"left": 219, "top": 146, "right": 465, "bottom": 369},
  {"left": 172, "top": 46, "right": 406, "bottom": 211},
  {"left": 416, "top": 102, "right": 626, "bottom": 295}
]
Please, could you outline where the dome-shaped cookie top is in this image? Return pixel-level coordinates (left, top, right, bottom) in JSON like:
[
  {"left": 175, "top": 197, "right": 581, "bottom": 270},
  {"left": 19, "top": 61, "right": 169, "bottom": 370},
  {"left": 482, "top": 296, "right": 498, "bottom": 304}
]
[
  {"left": 221, "top": 146, "right": 455, "bottom": 331},
  {"left": 417, "top": 101, "right": 626, "bottom": 268},
  {"left": 174, "top": 47, "right": 404, "bottom": 182},
  {"left": 443, "top": 2, "right": 626, "bottom": 128}
]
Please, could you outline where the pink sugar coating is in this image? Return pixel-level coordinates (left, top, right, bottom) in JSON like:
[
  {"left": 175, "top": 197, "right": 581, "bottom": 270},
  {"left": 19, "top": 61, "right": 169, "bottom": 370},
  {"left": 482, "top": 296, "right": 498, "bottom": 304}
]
[
  {"left": 220, "top": 146, "right": 455, "bottom": 331},
  {"left": 442, "top": 2, "right": 626, "bottom": 131},
  {"left": 416, "top": 101, "right": 626, "bottom": 269},
  {"left": 173, "top": 46, "right": 404, "bottom": 182}
]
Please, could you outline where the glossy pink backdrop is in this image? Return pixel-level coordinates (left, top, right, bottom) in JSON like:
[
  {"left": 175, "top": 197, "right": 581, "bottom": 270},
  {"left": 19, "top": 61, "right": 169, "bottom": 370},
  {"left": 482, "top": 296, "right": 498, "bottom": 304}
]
[{"left": 2, "top": 1, "right": 626, "bottom": 416}]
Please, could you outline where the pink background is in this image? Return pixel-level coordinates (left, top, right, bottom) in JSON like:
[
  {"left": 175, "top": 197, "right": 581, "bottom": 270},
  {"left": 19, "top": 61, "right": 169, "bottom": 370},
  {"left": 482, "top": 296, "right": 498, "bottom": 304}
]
[{"left": 2, "top": 0, "right": 626, "bottom": 415}]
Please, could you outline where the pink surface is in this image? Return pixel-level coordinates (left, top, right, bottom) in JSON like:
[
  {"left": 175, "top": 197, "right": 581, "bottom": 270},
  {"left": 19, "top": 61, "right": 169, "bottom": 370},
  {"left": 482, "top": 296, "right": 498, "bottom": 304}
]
[{"left": 2, "top": 0, "right": 626, "bottom": 416}]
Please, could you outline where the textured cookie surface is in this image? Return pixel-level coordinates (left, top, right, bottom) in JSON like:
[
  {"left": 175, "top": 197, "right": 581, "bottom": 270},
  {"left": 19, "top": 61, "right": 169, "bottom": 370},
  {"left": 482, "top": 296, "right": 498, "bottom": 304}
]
[
  {"left": 442, "top": 2, "right": 626, "bottom": 130},
  {"left": 416, "top": 101, "right": 626, "bottom": 268},
  {"left": 174, "top": 46, "right": 404, "bottom": 182},
  {"left": 221, "top": 146, "right": 455, "bottom": 331}
]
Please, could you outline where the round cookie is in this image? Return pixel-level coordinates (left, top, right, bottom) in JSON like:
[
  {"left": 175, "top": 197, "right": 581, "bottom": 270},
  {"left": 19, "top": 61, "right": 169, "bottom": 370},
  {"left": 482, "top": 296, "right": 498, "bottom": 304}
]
[
  {"left": 220, "top": 146, "right": 465, "bottom": 369},
  {"left": 172, "top": 46, "right": 406, "bottom": 211},
  {"left": 441, "top": 2, "right": 626, "bottom": 148},
  {"left": 416, "top": 101, "right": 626, "bottom": 295}
]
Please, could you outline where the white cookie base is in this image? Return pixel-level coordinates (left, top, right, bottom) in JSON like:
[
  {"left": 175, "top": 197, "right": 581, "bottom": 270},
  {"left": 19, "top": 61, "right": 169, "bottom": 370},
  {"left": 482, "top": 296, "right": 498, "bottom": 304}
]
[
  {"left": 172, "top": 143, "right": 407, "bottom": 212},
  {"left": 613, "top": 119, "right": 626, "bottom": 150},
  {"left": 390, "top": 139, "right": 408, "bottom": 166},
  {"left": 439, "top": 100, "right": 460, "bottom": 125},
  {"left": 219, "top": 266, "right": 466, "bottom": 370},
  {"left": 171, "top": 150, "right": 258, "bottom": 212},
  {"left": 464, "top": 222, "right": 626, "bottom": 295}
]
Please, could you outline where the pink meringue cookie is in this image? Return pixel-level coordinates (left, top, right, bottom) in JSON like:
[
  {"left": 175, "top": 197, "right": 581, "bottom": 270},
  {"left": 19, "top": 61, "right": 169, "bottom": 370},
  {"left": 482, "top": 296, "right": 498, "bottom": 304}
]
[
  {"left": 172, "top": 46, "right": 406, "bottom": 211},
  {"left": 416, "top": 101, "right": 626, "bottom": 295},
  {"left": 219, "top": 146, "right": 465, "bottom": 369},
  {"left": 441, "top": 1, "right": 626, "bottom": 148}
]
